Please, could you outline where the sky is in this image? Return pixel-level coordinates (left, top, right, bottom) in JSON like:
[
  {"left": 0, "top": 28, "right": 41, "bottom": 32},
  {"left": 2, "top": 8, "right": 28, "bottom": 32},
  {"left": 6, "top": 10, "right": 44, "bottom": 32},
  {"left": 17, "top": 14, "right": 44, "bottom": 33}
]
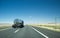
[{"left": 0, "top": 0, "right": 60, "bottom": 24}]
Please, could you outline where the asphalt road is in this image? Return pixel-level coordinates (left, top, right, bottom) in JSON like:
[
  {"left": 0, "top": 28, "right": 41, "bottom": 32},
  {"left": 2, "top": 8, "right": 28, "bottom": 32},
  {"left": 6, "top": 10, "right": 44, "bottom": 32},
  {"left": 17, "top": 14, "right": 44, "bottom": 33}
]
[{"left": 0, "top": 25, "right": 60, "bottom": 38}]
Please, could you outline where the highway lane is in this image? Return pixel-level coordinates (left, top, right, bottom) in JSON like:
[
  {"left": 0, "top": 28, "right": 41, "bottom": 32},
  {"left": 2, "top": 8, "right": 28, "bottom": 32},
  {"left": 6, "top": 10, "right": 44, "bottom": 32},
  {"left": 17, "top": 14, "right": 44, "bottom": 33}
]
[
  {"left": 0, "top": 25, "right": 60, "bottom": 38},
  {"left": 0, "top": 25, "right": 44, "bottom": 38},
  {"left": 33, "top": 26, "right": 60, "bottom": 38},
  {"left": 0, "top": 27, "right": 17, "bottom": 38}
]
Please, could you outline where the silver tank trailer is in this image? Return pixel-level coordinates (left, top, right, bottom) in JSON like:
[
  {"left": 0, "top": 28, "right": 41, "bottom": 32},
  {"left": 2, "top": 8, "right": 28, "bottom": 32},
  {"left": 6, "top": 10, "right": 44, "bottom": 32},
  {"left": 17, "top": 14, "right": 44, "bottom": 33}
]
[{"left": 12, "top": 19, "right": 24, "bottom": 28}]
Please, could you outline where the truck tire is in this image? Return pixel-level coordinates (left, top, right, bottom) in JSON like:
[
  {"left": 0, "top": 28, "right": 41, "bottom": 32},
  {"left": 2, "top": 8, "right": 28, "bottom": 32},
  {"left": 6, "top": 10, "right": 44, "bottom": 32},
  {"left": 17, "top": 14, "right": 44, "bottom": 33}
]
[{"left": 12, "top": 25, "right": 16, "bottom": 28}]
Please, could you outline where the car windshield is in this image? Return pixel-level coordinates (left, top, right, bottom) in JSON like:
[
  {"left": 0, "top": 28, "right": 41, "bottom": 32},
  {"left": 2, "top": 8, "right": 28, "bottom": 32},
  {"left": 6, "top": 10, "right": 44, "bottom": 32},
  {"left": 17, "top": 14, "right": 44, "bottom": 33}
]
[{"left": 0, "top": 0, "right": 60, "bottom": 38}]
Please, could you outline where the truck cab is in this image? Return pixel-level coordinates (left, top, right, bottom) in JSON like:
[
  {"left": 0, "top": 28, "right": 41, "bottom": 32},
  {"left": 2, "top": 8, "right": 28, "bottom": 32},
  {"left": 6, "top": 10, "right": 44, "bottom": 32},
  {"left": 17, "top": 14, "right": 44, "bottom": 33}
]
[{"left": 12, "top": 19, "right": 24, "bottom": 28}]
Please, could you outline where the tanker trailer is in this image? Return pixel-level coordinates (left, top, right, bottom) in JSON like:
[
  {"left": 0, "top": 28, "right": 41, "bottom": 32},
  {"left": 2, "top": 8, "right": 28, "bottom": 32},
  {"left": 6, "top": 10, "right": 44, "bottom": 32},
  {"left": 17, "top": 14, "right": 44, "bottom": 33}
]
[{"left": 12, "top": 19, "right": 24, "bottom": 28}]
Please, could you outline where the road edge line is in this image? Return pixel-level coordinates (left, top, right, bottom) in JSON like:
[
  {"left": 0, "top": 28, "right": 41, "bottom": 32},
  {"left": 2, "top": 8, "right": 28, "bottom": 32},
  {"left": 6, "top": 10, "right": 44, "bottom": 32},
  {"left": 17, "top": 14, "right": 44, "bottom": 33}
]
[
  {"left": 32, "top": 27, "right": 49, "bottom": 38},
  {"left": 0, "top": 28, "right": 11, "bottom": 31}
]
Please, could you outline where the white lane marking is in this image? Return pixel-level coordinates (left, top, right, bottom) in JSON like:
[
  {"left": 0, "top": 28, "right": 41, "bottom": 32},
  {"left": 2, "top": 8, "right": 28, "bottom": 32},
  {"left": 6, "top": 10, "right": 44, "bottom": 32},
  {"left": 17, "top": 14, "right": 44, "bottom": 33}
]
[
  {"left": 0, "top": 28, "right": 11, "bottom": 31},
  {"left": 32, "top": 27, "right": 49, "bottom": 38},
  {"left": 14, "top": 29, "right": 20, "bottom": 33}
]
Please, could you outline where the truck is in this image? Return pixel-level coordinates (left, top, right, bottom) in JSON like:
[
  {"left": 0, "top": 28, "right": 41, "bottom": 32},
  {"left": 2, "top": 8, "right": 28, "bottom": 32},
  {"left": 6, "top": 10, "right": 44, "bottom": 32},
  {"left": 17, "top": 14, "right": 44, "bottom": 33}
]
[{"left": 12, "top": 19, "right": 24, "bottom": 28}]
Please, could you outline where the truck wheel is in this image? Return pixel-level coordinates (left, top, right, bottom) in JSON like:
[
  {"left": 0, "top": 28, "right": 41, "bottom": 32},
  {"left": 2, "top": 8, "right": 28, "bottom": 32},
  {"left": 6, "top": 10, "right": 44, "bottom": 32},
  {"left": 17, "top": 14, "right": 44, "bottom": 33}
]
[{"left": 12, "top": 25, "right": 16, "bottom": 28}]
